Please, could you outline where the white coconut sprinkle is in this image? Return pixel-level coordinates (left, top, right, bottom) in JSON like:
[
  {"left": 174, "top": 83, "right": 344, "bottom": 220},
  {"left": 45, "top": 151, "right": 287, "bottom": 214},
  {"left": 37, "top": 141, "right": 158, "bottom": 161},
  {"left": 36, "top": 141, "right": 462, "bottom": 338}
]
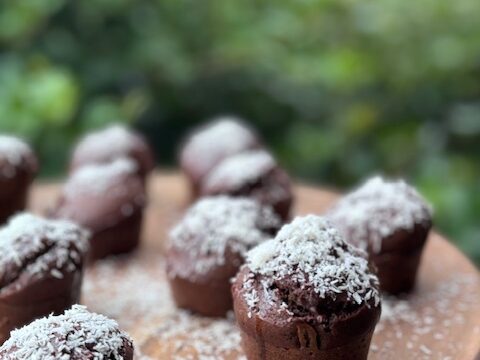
[
  {"left": 203, "top": 150, "right": 276, "bottom": 191},
  {"left": 0, "top": 135, "right": 34, "bottom": 178},
  {"left": 0, "top": 213, "right": 89, "bottom": 283},
  {"left": 180, "top": 117, "right": 258, "bottom": 177},
  {"left": 65, "top": 158, "right": 138, "bottom": 198},
  {"left": 243, "top": 215, "right": 380, "bottom": 313},
  {"left": 150, "top": 312, "right": 245, "bottom": 360},
  {"left": 328, "top": 176, "right": 433, "bottom": 253},
  {"left": 0, "top": 305, "right": 132, "bottom": 360},
  {"left": 0, "top": 135, "right": 32, "bottom": 165},
  {"left": 168, "top": 196, "right": 280, "bottom": 278},
  {"left": 73, "top": 125, "right": 137, "bottom": 160}
]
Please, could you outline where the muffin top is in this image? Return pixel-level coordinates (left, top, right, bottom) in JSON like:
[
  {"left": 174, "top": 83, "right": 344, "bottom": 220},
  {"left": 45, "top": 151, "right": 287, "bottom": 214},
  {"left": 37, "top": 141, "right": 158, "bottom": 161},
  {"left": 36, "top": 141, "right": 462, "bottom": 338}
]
[
  {"left": 202, "top": 150, "right": 277, "bottom": 192},
  {"left": 328, "top": 176, "right": 433, "bottom": 253},
  {"left": 238, "top": 215, "right": 380, "bottom": 321},
  {"left": 0, "top": 135, "right": 38, "bottom": 179},
  {"left": 55, "top": 158, "right": 145, "bottom": 231},
  {"left": 71, "top": 124, "right": 154, "bottom": 176},
  {"left": 168, "top": 196, "right": 281, "bottom": 279},
  {"left": 180, "top": 117, "right": 260, "bottom": 183},
  {"left": 0, "top": 305, "right": 133, "bottom": 360},
  {"left": 0, "top": 213, "right": 89, "bottom": 290}
]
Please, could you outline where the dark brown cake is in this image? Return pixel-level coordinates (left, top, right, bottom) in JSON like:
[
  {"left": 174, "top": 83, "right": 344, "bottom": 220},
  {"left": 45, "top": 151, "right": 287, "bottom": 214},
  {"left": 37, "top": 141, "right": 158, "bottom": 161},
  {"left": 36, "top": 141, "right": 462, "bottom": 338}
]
[
  {"left": 167, "top": 196, "right": 282, "bottom": 317},
  {"left": 70, "top": 124, "right": 154, "bottom": 180},
  {"left": 0, "top": 135, "right": 38, "bottom": 224},
  {"left": 327, "top": 176, "right": 433, "bottom": 294},
  {"left": 0, "top": 305, "right": 134, "bottom": 359},
  {"left": 53, "top": 158, "right": 146, "bottom": 261},
  {"left": 180, "top": 117, "right": 261, "bottom": 197},
  {"left": 0, "top": 213, "right": 89, "bottom": 344},
  {"left": 200, "top": 150, "right": 293, "bottom": 221},
  {"left": 232, "top": 215, "right": 381, "bottom": 360}
]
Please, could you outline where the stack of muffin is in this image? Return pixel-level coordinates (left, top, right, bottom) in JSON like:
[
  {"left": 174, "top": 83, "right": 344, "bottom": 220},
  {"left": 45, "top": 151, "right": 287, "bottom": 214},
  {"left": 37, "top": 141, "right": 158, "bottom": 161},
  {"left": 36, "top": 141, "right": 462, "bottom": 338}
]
[
  {"left": 169, "top": 116, "right": 433, "bottom": 359},
  {"left": 0, "top": 125, "right": 155, "bottom": 359},
  {"left": 0, "top": 117, "right": 433, "bottom": 360}
]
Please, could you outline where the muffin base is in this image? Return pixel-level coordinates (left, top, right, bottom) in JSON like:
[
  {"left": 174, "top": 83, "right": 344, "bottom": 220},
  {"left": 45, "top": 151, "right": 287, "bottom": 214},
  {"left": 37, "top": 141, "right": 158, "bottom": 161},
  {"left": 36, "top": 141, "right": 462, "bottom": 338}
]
[
  {"left": 0, "top": 270, "right": 82, "bottom": 344},
  {"left": 371, "top": 246, "right": 424, "bottom": 295},
  {"left": 88, "top": 209, "right": 143, "bottom": 261},
  {"left": 169, "top": 275, "right": 233, "bottom": 317},
  {"left": 239, "top": 325, "right": 374, "bottom": 360}
]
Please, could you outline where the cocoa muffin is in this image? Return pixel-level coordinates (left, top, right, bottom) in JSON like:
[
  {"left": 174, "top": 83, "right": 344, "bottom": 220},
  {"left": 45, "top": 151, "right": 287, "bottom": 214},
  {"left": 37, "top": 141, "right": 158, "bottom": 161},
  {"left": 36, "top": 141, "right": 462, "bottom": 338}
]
[
  {"left": 232, "top": 215, "right": 381, "bottom": 360},
  {"left": 328, "top": 176, "right": 433, "bottom": 294},
  {"left": 70, "top": 124, "right": 154, "bottom": 180},
  {"left": 53, "top": 158, "right": 146, "bottom": 261},
  {"left": 200, "top": 150, "right": 293, "bottom": 221},
  {"left": 167, "top": 196, "right": 282, "bottom": 317},
  {"left": 0, "top": 305, "right": 134, "bottom": 359},
  {"left": 180, "top": 117, "right": 261, "bottom": 197},
  {"left": 0, "top": 135, "right": 38, "bottom": 224},
  {"left": 0, "top": 213, "right": 89, "bottom": 344}
]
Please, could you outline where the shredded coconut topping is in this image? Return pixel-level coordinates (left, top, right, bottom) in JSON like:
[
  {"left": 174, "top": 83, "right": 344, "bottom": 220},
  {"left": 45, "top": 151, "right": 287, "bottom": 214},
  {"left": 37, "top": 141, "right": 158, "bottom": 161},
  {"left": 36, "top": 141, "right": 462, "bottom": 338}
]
[
  {"left": 0, "top": 135, "right": 34, "bottom": 178},
  {"left": 65, "top": 158, "right": 138, "bottom": 198},
  {"left": 0, "top": 213, "right": 89, "bottom": 284},
  {"left": 168, "top": 196, "right": 280, "bottom": 278},
  {"left": 203, "top": 150, "right": 276, "bottom": 191},
  {"left": 243, "top": 215, "right": 380, "bottom": 312},
  {"left": 0, "top": 305, "right": 132, "bottom": 360},
  {"left": 328, "top": 176, "right": 433, "bottom": 253},
  {"left": 74, "top": 125, "right": 137, "bottom": 160},
  {"left": 181, "top": 117, "right": 257, "bottom": 176}
]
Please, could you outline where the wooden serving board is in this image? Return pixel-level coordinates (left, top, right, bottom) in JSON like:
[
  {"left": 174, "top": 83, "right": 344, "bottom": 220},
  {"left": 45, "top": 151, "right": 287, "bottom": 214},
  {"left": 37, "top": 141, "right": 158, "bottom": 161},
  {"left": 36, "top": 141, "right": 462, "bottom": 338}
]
[{"left": 30, "top": 172, "right": 480, "bottom": 360}]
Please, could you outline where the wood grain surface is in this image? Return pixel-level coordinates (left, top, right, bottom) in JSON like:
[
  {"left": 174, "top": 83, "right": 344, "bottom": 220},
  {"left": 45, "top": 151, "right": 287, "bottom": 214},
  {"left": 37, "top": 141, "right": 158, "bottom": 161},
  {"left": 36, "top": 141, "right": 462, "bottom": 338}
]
[{"left": 30, "top": 172, "right": 480, "bottom": 360}]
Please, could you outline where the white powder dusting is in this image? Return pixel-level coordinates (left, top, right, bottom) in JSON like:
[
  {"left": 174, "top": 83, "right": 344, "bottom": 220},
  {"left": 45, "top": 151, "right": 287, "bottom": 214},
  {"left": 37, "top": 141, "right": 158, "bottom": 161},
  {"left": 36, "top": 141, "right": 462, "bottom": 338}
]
[
  {"left": 181, "top": 117, "right": 258, "bottom": 177},
  {"left": 203, "top": 150, "right": 276, "bottom": 191},
  {"left": 83, "top": 252, "right": 175, "bottom": 329},
  {"left": 0, "top": 213, "right": 89, "bottom": 280},
  {"left": 243, "top": 215, "right": 380, "bottom": 314},
  {"left": 0, "top": 135, "right": 33, "bottom": 178},
  {"left": 168, "top": 196, "right": 281, "bottom": 278},
  {"left": 0, "top": 305, "right": 132, "bottom": 360},
  {"left": 74, "top": 125, "right": 137, "bottom": 160},
  {"left": 373, "top": 273, "right": 478, "bottom": 359},
  {"left": 148, "top": 312, "right": 245, "bottom": 360},
  {"left": 65, "top": 158, "right": 138, "bottom": 198},
  {"left": 328, "top": 176, "right": 433, "bottom": 253}
]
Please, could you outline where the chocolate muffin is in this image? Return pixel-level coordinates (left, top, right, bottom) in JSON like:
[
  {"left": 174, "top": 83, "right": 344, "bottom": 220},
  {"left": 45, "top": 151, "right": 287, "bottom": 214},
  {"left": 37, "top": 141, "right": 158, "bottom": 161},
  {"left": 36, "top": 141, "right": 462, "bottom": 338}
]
[
  {"left": 167, "top": 196, "right": 282, "bottom": 317},
  {"left": 0, "top": 213, "right": 89, "bottom": 344},
  {"left": 0, "top": 135, "right": 38, "bottom": 224},
  {"left": 232, "top": 215, "right": 381, "bottom": 360},
  {"left": 0, "top": 305, "right": 134, "bottom": 359},
  {"left": 70, "top": 124, "right": 154, "bottom": 180},
  {"left": 180, "top": 117, "right": 261, "bottom": 197},
  {"left": 328, "top": 176, "right": 433, "bottom": 294},
  {"left": 53, "top": 158, "right": 146, "bottom": 261},
  {"left": 200, "top": 150, "right": 293, "bottom": 221}
]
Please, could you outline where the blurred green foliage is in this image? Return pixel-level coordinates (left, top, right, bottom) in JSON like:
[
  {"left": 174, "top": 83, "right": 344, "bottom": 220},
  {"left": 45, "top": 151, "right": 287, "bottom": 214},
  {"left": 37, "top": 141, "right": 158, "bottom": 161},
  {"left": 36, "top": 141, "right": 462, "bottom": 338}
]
[{"left": 0, "top": 0, "right": 479, "bottom": 263}]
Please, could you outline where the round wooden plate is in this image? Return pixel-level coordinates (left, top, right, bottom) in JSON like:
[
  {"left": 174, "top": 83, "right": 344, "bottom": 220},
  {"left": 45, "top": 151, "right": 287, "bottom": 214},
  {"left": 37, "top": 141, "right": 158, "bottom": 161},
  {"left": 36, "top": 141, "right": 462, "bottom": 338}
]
[{"left": 31, "top": 172, "right": 480, "bottom": 359}]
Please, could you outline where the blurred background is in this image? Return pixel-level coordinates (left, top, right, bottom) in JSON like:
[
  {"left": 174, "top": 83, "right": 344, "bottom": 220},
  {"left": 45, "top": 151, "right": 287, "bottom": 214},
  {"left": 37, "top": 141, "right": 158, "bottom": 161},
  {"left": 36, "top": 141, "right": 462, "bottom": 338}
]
[{"left": 0, "top": 0, "right": 479, "bottom": 264}]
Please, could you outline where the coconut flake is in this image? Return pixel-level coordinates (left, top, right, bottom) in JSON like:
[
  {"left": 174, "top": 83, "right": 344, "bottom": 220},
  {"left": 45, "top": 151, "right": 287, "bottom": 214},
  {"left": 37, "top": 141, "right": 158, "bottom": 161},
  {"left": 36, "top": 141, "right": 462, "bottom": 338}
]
[
  {"left": 0, "top": 305, "right": 132, "bottom": 360},
  {"left": 328, "top": 176, "right": 433, "bottom": 253},
  {"left": 74, "top": 125, "right": 137, "bottom": 160},
  {"left": 243, "top": 215, "right": 380, "bottom": 313},
  {"left": 168, "top": 196, "right": 280, "bottom": 278},
  {"left": 0, "top": 213, "right": 89, "bottom": 281},
  {"left": 181, "top": 117, "right": 257, "bottom": 175},
  {"left": 65, "top": 158, "right": 138, "bottom": 198},
  {"left": 0, "top": 135, "right": 33, "bottom": 178},
  {"left": 203, "top": 150, "right": 276, "bottom": 191}
]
